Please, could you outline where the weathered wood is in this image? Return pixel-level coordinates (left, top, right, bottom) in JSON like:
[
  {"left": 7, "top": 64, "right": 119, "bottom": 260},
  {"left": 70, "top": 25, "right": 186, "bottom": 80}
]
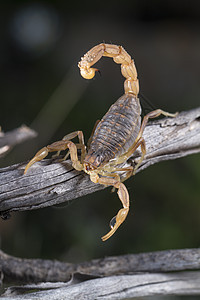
[
  {"left": 0, "top": 107, "right": 199, "bottom": 217},
  {"left": 1, "top": 248, "right": 200, "bottom": 284},
  {"left": 2, "top": 271, "right": 200, "bottom": 299},
  {"left": 1, "top": 248, "right": 200, "bottom": 299},
  {"left": 0, "top": 125, "right": 37, "bottom": 158}
]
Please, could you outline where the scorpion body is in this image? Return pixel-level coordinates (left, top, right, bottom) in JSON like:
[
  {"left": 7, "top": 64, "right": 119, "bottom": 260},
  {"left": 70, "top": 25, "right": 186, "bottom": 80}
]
[
  {"left": 85, "top": 94, "right": 141, "bottom": 169},
  {"left": 24, "top": 43, "right": 176, "bottom": 241}
]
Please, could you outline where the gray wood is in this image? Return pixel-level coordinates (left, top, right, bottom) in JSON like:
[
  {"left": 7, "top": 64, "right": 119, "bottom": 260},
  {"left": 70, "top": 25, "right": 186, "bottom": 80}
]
[
  {"left": 0, "top": 107, "right": 199, "bottom": 216},
  {"left": 2, "top": 271, "right": 200, "bottom": 299},
  {"left": 0, "top": 107, "right": 200, "bottom": 299},
  {"left": 1, "top": 248, "right": 200, "bottom": 284},
  {"left": 0, "top": 125, "right": 37, "bottom": 158}
]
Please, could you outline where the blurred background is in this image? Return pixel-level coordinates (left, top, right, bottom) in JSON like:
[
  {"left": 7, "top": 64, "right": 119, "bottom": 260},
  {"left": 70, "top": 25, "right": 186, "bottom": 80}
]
[{"left": 0, "top": 0, "right": 200, "bottom": 287}]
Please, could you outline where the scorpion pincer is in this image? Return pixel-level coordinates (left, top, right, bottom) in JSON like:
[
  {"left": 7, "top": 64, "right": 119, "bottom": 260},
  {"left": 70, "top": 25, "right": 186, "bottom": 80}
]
[{"left": 24, "top": 43, "right": 177, "bottom": 241}]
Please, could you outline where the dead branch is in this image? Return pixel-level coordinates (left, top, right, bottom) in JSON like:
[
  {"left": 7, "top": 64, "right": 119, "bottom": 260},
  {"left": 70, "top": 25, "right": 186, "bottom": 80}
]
[
  {"left": 2, "top": 272, "right": 200, "bottom": 299},
  {"left": 0, "top": 125, "right": 37, "bottom": 158},
  {"left": 0, "top": 107, "right": 199, "bottom": 217},
  {"left": 1, "top": 248, "right": 200, "bottom": 299},
  {"left": 1, "top": 248, "right": 200, "bottom": 283}
]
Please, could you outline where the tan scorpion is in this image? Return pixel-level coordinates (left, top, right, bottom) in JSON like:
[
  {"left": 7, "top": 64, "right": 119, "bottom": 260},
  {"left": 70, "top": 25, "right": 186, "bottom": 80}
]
[{"left": 24, "top": 43, "right": 177, "bottom": 241}]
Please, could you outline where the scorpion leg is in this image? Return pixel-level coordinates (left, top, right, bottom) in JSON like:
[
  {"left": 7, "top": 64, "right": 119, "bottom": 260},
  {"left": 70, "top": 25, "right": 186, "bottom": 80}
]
[
  {"left": 113, "top": 167, "right": 134, "bottom": 182},
  {"left": 130, "top": 109, "right": 178, "bottom": 173},
  {"left": 100, "top": 166, "right": 134, "bottom": 191},
  {"left": 62, "top": 131, "right": 86, "bottom": 163},
  {"left": 104, "top": 166, "right": 134, "bottom": 193},
  {"left": 100, "top": 166, "right": 134, "bottom": 182},
  {"left": 110, "top": 109, "right": 178, "bottom": 174},
  {"left": 52, "top": 131, "right": 85, "bottom": 161},
  {"left": 104, "top": 137, "right": 146, "bottom": 176},
  {"left": 137, "top": 109, "right": 178, "bottom": 142},
  {"left": 24, "top": 132, "right": 86, "bottom": 174},
  {"left": 95, "top": 176, "right": 129, "bottom": 241},
  {"left": 120, "top": 137, "right": 146, "bottom": 175}
]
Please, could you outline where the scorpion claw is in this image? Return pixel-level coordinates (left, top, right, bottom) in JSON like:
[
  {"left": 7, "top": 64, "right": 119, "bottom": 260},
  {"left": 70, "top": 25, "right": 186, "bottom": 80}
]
[{"left": 24, "top": 147, "right": 49, "bottom": 174}]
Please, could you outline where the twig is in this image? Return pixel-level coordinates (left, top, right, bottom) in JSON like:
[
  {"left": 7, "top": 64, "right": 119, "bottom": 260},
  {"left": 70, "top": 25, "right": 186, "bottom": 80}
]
[
  {"left": 0, "top": 107, "right": 199, "bottom": 217},
  {"left": 0, "top": 125, "right": 37, "bottom": 158}
]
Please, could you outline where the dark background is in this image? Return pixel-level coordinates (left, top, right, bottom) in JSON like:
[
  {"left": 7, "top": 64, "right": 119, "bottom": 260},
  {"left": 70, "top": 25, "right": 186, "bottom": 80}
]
[{"left": 0, "top": 1, "right": 200, "bottom": 290}]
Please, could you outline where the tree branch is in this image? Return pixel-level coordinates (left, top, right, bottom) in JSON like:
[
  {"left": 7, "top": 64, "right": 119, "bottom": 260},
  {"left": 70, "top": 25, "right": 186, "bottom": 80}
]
[
  {"left": 1, "top": 248, "right": 200, "bottom": 298},
  {"left": 1, "top": 248, "right": 200, "bottom": 283},
  {"left": 0, "top": 107, "right": 199, "bottom": 217},
  {"left": 0, "top": 125, "right": 37, "bottom": 158},
  {"left": 2, "top": 272, "right": 200, "bottom": 299}
]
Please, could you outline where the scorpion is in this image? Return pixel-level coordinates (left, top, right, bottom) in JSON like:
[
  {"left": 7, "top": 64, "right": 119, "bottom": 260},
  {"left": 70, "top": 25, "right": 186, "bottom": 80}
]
[{"left": 24, "top": 43, "right": 177, "bottom": 241}]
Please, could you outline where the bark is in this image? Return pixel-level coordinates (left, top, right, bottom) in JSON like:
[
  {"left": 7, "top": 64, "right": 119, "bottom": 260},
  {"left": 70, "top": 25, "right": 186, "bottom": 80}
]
[
  {"left": 1, "top": 248, "right": 200, "bottom": 283},
  {"left": 1, "top": 248, "right": 200, "bottom": 299},
  {"left": 0, "top": 107, "right": 200, "bottom": 298},
  {"left": 0, "top": 107, "right": 199, "bottom": 217},
  {"left": 0, "top": 125, "right": 37, "bottom": 158}
]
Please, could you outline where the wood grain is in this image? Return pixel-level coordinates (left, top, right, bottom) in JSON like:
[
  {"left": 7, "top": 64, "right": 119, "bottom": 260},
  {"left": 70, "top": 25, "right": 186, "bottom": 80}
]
[{"left": 0, "top": 107, "right": 199, "bottom": 216}]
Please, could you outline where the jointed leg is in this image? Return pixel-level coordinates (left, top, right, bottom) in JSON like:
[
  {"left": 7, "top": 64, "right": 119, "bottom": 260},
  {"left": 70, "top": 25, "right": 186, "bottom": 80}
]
[
  {"left": 119, "top": 137, "right": 146, "bottom": 175},
  {"left": 106, "top": 137, "right": 146, "bottom": 176},
  {"left": 130, "top": 109, "right": 177, "bottom": 173},
  {"left": 114, "top": 166, "right": 134, "bottom": 183},
  {"left": 107, "top": 109, "right": 177, "bottom": 175},
  {"left": 131, "top": 137, "right": 146, "bottom": 175},
  {"left": 62, "top": 131, "right": 86, "bottom": 163},
  {"left": 136, "top": 109, "right": 178, "bottom": 143},
  {"left": 24, "top": 131, "right": 85, "bottom": 174},
  {"left": 99, "top": 166, "right": 134, "bottom": 192}
]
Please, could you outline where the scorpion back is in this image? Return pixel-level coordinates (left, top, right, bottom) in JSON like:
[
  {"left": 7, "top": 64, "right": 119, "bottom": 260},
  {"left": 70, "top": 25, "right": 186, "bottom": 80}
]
[{"left": 85, "top": 94, "right": 141, "bottom": 169}]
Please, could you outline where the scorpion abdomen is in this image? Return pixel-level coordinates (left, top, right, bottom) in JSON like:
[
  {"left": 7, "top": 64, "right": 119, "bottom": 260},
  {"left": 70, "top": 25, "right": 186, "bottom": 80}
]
[{"left": 85, "top": 94, "right": 141, "bottom": 169}]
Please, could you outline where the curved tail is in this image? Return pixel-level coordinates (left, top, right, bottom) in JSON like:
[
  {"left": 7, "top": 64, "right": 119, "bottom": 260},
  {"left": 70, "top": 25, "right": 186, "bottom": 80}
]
[{"left": 78, "top": 43, "right": 139, "bottom": 97}]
